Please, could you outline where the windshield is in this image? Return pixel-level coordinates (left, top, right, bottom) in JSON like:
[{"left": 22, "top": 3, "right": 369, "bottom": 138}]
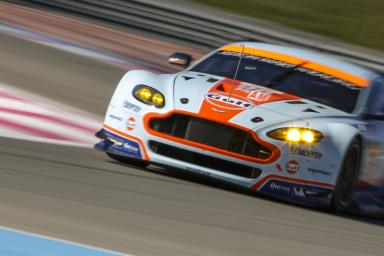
[{"left": 190, "top": 50, "right": 363, "bottom": 113}]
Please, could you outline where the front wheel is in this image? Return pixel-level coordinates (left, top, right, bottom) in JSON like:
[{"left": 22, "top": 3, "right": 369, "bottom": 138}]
[
  {"left": 332, "top": 138, "right": 361, "bottom": 213},
  {"left": 106, "top": 152, "right": 149, "bottom": 168}
]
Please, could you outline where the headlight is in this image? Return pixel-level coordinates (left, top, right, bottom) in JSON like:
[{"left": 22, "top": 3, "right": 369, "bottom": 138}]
[
  {"left": 133, "top": 85, "right": 165, "bottom": 108},
  {"left": 267, "top": 127, "right": 323, "bottom": 144}
]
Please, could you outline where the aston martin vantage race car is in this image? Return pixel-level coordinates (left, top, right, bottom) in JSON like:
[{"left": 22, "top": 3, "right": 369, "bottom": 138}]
[{"left": 95, "top": 42, "right": 384, "bottom": 214}]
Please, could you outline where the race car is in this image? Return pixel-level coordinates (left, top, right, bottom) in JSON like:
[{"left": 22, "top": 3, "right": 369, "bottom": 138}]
[{"left": 95, "top": 42, "right": 384, "bottom": 215}]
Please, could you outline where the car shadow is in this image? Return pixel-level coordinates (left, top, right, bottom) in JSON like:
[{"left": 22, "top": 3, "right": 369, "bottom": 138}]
[{"left": 109, "top": 160, "right": 384, "bottom": 226}]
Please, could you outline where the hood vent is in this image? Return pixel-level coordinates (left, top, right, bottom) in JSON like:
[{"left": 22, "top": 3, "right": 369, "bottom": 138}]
[
  {"left": 286, "top": 101, "right": 306, "bottom": 104},
  {"left": 207, "top": 78, "right": 219, "bottom": 83},
  {"left": 216, "top": 84, "right": 225, "bottom": 91},
  {"left": 182, "top": 76, "right": 194, "bottom": 81},
  {"left": 303, "top": 108, "right": 320, "bottom": 113}
]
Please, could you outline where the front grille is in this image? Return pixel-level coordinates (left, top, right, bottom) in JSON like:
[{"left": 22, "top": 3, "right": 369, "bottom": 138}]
[
  {"left": 148, "top": 114, "right": 272, "bottom": 159},
  {"left": 149, "top": 141, "right": 262, "bottom": 179}
]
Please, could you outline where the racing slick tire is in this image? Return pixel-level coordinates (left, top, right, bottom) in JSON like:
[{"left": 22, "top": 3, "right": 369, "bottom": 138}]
[
  {"left": 332, "top": 138, "right": 361, "bottom": 213},
  {"left": 106, "top": 152, "right": 149, "bottom": 168}
]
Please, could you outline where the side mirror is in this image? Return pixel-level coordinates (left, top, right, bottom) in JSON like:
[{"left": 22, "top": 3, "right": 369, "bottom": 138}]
[{"left": 168, "top": 52, "right": 193, "bottom": 68}]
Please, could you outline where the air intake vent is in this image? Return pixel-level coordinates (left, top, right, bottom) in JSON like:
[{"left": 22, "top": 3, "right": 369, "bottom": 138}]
[
  {"left": 149, "top": 141, "right": 262, "bottom": 179},
  {"left": 149, "top": 114, "right": 272, "bottom": 160}
]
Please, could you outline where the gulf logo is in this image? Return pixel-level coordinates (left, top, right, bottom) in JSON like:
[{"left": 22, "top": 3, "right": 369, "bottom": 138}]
[
  {"left": 204, "top": 92, "right": 254, "bottom": 110},
  {"left": 285, "top": 160, "right": 300, "bottom": 175},
  {"left": 126, "top": 117, "right": 136, "bottom": 131}
]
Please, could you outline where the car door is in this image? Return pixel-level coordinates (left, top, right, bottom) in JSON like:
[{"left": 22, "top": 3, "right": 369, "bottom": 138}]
[{"left": 357, "top": 76, "right": 384, "bottom": 212}]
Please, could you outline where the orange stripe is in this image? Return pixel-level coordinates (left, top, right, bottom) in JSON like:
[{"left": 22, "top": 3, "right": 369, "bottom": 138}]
[
  {"left": 198, "top": 79, "right": 244, "bottom": 123},
  {"left": 302, "top": 62, "right": 369, "bottom": 87},
  {"left": 251, "top": 174, "right": 335, "bottom": 190},
  {"left": 198, "top": 78, "right": 299, "bottom": 124},
  {"left": 103, "top": 124, "right": 150, "bottom": 160},
  {"left": 143, "top": 110, "right": 281, "bottom": 165},
  {"left": 220, "top": 45, "right": 369, "bottom": 87},
  {"left": 222, "top": 45, "right": 304, "bottom": 65}
]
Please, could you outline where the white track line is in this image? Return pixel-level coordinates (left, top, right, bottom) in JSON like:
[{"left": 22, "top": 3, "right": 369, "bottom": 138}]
[{"left": 0, "top": 226, "right": 131, "bottom": 256}]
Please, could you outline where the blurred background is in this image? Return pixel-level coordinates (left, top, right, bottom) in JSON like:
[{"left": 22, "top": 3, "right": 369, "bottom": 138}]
[
  {"left": 0, "top": 1, "right": 383, "bottom": 256},
  {"left": 196, "top": 0, "right": 384, "bottom": 50},
  {"left": 3, "top": 0, "right": 384, "bottom": 71}
]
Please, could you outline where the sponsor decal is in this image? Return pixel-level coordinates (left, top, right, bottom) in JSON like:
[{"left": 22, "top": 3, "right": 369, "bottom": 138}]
[
  {"left": 219, "top": 50, "right": 361, "bottom": 89},
  {"left": 240, "top": 84, "right": 282, "bottom": 94},
  {"left": 123, "top": 142, "right": 140, "bottom": 153},
  {"left": 234, "top": 82, "right": 298, "bottom": 104},
  {"left": 270, "top": 182, "right": 291, "bottom": 193},
  {"left": 218, "top": 51, "right": 296, "bottom": 69},
  {"left": 293, "top": 187, "right": 306, "bottom": 197},
  {"left": 107, "top": 138, "right": 139, "bottom": 153},
  {"left": 108, "top": 137, "right": 123, "bottom": 147},
  {"left": 235, "top": 83, "right": 261, "bottom": 93},
  {"left": 247, "top": 91, "right": 273, "bottom": 102},
  {"left": 276, "top": 164, "right": 283, "bottom": 172},
  {"left": 288, "top": 145, "right": 322, "bottom": 159},
  {"left": 108, "top": 114, "right": 123, "bottom": 121},
  {"left": 285, "top": 160, "right": 300, "bottom": 175},
  {"left": 123, "top": 101, "right": 141, "bottom": 113},
  {"left": 204, "top": 92, "right": 254, "bottom": 110},
  {"left": 100, "top": 129, "right": 143, "bottom": 159},
  {"left": 295, "top": 67, "right": 359, "bottom": 90},
  {"left": 292, "top": 187, "right": 331, "bottom": 198},
  {"left": 126, "top": 117, "right": 136, "bottom": 131},
  {"left": 260, "top": 179, "right": 333, "bottom": 205},
  {"left": 236, "top": 84, "right": 284, "bottom": 102},
  {"left": 307, "top": 168, "right": 331, "bottom": 176}
]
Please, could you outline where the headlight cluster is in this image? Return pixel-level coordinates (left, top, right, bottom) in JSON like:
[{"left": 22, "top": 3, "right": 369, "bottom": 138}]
[
  {"left": 267, "top": 128, "right": 323, "bottom": 144},
  {"left": 133, "top": 85, "right": 165, "bottom": 108}
]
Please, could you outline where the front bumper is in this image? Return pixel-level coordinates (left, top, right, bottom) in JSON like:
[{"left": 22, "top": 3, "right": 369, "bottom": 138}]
[
  {"left": 95, "top": 128, "right": 145, "bottom": 160},
  {"left": 95, "top": 124, "right": 335, "bottom": 207}
]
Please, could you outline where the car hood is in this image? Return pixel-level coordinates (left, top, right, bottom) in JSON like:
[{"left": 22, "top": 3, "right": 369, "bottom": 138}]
[{"left": 172, "top": 71, "right": 350, "bottom": 129}]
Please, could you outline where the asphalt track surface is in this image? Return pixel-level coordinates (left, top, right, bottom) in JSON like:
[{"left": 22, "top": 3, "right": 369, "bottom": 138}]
[{"left": 1, "top": 33, "right": 384, "bottom": 256}]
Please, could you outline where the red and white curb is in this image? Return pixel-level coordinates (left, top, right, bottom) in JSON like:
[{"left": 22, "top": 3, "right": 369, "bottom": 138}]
[{"left": 0, "top": 83, "right": 102, "bottom": 147}]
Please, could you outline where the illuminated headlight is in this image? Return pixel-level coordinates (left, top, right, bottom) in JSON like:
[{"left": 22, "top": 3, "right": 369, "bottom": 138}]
[
  {"left": 267, "top": 128, "right": 323, "bottom": 144},
  {"left": 133, "top": 85, "right": 165, "bottom": 108}
]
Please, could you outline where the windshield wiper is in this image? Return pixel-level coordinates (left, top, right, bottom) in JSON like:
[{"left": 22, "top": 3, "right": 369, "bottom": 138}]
[{"left": 264, "top": 61, "right": 308, "bottom": 88}]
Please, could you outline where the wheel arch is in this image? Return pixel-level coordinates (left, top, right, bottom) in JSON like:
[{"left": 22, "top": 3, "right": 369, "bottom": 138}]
[{"left": 331, "top": 132, "right": 363, "bottom": 212}]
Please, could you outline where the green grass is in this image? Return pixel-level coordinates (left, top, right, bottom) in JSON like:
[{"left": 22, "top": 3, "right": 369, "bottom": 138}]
[{"left": 193, "top": 0, "right": 384, "bottom": 51}]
